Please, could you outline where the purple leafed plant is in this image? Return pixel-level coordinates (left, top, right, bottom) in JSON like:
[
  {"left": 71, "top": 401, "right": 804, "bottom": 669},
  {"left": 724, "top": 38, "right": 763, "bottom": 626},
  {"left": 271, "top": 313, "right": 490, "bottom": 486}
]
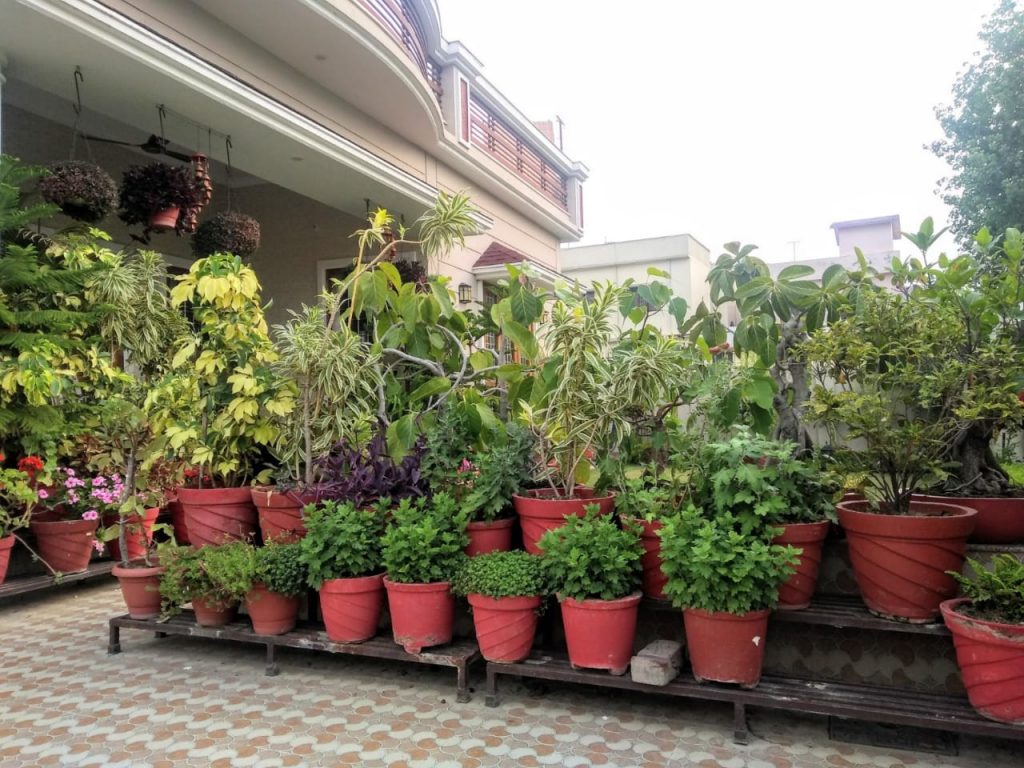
[{"left": 316, "top": 426, "right": 426, "bottom": 507}]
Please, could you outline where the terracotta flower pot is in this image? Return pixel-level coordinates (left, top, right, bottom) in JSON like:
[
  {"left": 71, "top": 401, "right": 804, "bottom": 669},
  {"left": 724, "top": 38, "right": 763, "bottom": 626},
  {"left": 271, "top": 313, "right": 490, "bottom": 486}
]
[
  {"left": 513, "top": 488, "right": 616, "bottom": 555},
  {"left": 465, "top": 518, "right": 514, "bottom": 556},
  {"left": 149, "top": 206, "right": 180, "bottom": 231},
  {"left": 684, "top": 608, "right": 770, "bottom": 688},
  {"left": 915, "top": 494, "right": 1024, "bottom": 544},
  {"left": 167, "top": 495, "right": 190, "bottom": 545},
  {"left": 177, "top": 487, "right": 257, "bottom": 547},
  {"left": 560, "top": 592, "right": 641, "bottom": 675},
  {"left": 625, "top": 517, "right": 667, "bottom": 600},
  {"left": 191, "top": 595, "right": 237, "bottom": 627},
  {"left": 383, "top": 578, "right": 454, "bottom": 654},
  {"left": 0, "top": 534, "right": 15, "bottom": 585},
  {"left": 245, "top": 582, "right": 300, "bottom": 635},
  {"left": 104, "top": 507, "right": 160, "bottom": 563},
  {"left": 29, "top": 517, "right": 99, "bottom": 574},
  {"left": 837, "top": 499, "right": 976, "bottom": 622},
  {"left": 320, "top": 573, "right": 386, "bottom": 643},
  {"left": 772, "top": 520, "right": 830, "bottom": 610},
  {"left": 468, "top": 593, "right": 541, "bottom": 663},
  {"left": 252, "top": 487, "right": 320, "bottom": 544},
  {"left": 112, "top": 562, "right": 164, "bottom": 619},
  {"left": 941, "top": 598, "right": 1024, "bottom": 724}
]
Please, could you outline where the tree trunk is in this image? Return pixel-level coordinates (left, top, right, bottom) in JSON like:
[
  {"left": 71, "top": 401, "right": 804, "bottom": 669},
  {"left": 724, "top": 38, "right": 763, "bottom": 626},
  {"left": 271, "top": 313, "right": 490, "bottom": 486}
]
[
  {"left": 946, "top": 423, "right": 1010, "bottom": 496},
  {"left": 771, "top": 320, "right": 813, "bottom": 453}
]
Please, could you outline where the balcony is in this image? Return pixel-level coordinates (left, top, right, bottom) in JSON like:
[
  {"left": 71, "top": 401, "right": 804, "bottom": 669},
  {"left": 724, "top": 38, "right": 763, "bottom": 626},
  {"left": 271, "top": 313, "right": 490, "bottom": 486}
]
[{"left": 355, "top": 0, "right": 442, "bottom": 102}]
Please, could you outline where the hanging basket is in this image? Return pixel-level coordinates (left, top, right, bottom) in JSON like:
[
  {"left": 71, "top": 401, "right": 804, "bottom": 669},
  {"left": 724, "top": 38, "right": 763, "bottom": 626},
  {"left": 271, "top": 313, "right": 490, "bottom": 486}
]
[
  {"left": 192, "top": 212, "right": 261, "bottom": 260},
  {"left": 40, "top": 161, "right": 118, "bottom": 223}
]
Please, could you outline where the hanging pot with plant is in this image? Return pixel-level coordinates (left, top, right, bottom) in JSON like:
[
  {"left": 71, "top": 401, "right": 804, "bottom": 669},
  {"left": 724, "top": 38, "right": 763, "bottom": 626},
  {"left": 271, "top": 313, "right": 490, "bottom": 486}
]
[
  {"left": 40, "top": 160, "right": 118, "bottom": 223},
  {"left": 192, "top": 211, "right": 261, "bottom": 260},
  {"left": 118, "top": 161, "right": 200, "bottom": 234}
]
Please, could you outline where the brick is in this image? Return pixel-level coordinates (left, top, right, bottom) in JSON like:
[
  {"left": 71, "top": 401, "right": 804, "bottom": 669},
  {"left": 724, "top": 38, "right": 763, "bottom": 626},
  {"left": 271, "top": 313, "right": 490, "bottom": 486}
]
[{"left": 630, "top": 640, "right": 683, "bottom": 686}]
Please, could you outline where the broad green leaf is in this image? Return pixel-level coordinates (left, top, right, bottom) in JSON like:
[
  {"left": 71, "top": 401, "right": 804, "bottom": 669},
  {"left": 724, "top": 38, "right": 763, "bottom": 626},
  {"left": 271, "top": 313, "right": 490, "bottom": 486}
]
[
  {"left": 501, "top": 319, "right": 539, "bottom": 360},
  {"left": 647, "top": 266, "right": 671, "bottom": 279},
  {"left": 408, "top": 377, "right": 451, "bottom": 403},
  {"left": 469, "top": 350, "right": 493, "bottom": 372},
  {"left": 387, "top": 413, "right": 419, "bottom": 459},
  {"left": 376, "top": 261, "right": 401, "bottom": 289}
]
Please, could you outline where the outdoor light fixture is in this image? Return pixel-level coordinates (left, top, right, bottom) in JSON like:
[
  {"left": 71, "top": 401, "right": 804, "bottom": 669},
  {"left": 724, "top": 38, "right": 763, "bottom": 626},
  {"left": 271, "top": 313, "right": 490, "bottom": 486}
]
[{"left": 458, "top": 283, "right": 473, "bottom": 303}]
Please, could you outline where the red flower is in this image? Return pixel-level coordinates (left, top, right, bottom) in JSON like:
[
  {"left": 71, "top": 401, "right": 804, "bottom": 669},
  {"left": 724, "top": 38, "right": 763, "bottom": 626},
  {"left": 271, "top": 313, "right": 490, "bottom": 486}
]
[{"left": 17, "top": 456, "right": 44, "bottom": 479}]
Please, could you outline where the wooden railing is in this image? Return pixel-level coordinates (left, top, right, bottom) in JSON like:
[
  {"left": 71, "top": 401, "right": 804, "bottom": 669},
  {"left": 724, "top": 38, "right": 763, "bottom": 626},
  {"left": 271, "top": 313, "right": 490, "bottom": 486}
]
[
  {"left": 357, "top": 0, "right": 443, "bottom": 102},
  {"left": 469, "top": 96, "right": 569, "bottom": 211}
]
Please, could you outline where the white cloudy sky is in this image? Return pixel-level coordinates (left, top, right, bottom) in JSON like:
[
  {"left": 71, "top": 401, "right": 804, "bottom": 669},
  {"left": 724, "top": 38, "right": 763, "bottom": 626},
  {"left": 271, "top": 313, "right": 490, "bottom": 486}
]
[{"left": 437, "top": 0, "right": 996, "bottom": 262}]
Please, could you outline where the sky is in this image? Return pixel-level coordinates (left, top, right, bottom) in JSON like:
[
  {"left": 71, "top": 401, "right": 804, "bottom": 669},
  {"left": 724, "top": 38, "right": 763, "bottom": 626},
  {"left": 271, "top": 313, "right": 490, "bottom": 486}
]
[{"left": 436, "top": 0, "right": 997, "bottom": 263}]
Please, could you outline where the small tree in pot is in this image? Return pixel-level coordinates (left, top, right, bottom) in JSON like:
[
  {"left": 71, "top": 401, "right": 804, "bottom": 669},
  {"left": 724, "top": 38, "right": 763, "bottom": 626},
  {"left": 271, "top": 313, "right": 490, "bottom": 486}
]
[
  {"left": 40, "top": 161, "right": 118, "bottom": 223},
  {"left": 193, "top": 212, "right": 261, "bottom": 260},
  {"left": 118, "top": 162, "right": 200, "bottom": 236}
]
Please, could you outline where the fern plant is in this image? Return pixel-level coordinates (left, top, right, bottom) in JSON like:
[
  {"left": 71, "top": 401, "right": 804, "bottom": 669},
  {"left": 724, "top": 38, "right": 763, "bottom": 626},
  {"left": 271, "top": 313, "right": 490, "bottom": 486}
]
[{"left": 950, "top": 554, "right": 1024, "bottom": 625}]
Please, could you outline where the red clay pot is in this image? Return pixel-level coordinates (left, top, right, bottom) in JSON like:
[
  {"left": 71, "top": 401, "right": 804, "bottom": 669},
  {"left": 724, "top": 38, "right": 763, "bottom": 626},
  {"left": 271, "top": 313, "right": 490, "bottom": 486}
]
[
  {"left": 468, "top": 594, "right": 541, "bottom": 663},
  {"left": 167, "top": 495, "right": 190, "bottom": 545},
  {"left": 112, "top": 562, "right": 164, "bottom": 619},
  {"left": 837, "top": 499, "right": 976, "bottom": 622},
  {"left": 149, "top": 206, "right": 180, "bottom": 231},
  {"left": 0, "top": 535, "right": 15, "bottom": 585},
  {"left": 245, "top": 582, "right": 300, "bottom": 635},
  {"left": 915, "top": 494, "right": 1024, "bottom": 544},
  {"left": 941, "top": 598, "right": 1024, "bottom": 724},
  {"left": 104, "top": 507, "right": 160, "bottom": 563},
  {"left": 252, "top": 487, "right": 320, "bottom": 544},
  {"left": 684, "top": 608, "right": 770, "bottom": 687},
  {"left": 29, "top": 517, "right": 98, "bottom": 574},
  {"left": 192, "top": 596, "right": 237, "bottom": 627},
  {"left": 625, "top": 517, "right": 667, "bottom": 600},
  {"left": 320, "top": 573, "right": 385, "bottom": 643},
  {"left": 465, "top": 518, "right": 514, "bottom": 556},
  {"left": 560, "top": 592, "right": 641, "bottom": 675},
  {"left": 772, "top": 520, "right": 830, "bottom": 610},
  {"left": 513, "top": 488, "right": 616, "bottom": 555},
  {"left": 177, "top": 487, "right": 257, "bottom": 547},
  {"left": 384, "top": 578, "right": 454, "bottom": 653}
]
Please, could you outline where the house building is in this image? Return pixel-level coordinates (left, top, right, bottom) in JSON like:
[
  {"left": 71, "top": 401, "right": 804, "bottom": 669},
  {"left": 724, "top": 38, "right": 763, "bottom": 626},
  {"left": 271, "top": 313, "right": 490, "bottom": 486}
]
[
  {"left": 768, "top": 214, "right": 901, "bottom": 282},
  {"left": 0, "top": 0, "right": 587, "bottom": 325}
]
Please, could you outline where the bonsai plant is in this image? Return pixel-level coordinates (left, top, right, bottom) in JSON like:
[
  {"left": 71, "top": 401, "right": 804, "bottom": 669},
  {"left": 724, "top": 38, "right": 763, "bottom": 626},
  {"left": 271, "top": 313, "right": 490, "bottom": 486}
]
[
  {"left": 452, "top": 550, "right": 547, "bottom": 663},
  {"left": 118, "top": 162, "right": 200, "bottom": 234},
  {"left": 0, "top": 460, "right": 41, "bottom": 585},
  {"left": 40, "top": 160, "right": 118, "bottom": 223},
  {"left": 159, "top": 544, "right": 240, "bottom": 626},
  {"left": 380, "top": 492, "right": 469, "bottom": 653},
  {"left": 299, "top": 500, "right": 385, "bottom": 643},
  {"left": 192, "top": 211, "right": 261, "bottom": 260},
  {"left": 805, "top": 288, "right": 978, "bottom": 621},
  {"left": 537, "top": 508, "right": 643, "bottom": 675},
  {"left": 248, "top": 540, "right": 307, "bottom": 635},
  {"left": 941, "top": 554, "right": 1024, "bottom": 724}
]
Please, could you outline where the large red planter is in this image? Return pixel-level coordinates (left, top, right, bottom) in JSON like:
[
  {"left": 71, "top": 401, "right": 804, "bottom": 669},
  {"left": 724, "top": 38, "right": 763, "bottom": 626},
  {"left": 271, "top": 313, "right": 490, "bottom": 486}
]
[
  {"left": 192, "top": 596, "right": 237, "bottom": 627},
  {"left": 112, "top": 562, "right": 164, "bottom": 619},
  {"left": 167, "top": 496, "right": 190, "bottom": 545},
  {"left": 252, "top": 487, "right": 320, "bottom": 544},
  {"left": 104, "top": 507, "right": 160, "bottom": 563},
  {"left": 837, "top": 500, "right": 976, "bottom": 622},
  {"left": 684, "top": 608, "right": 770, "bottom": 687},
  {"left": 320, "top": 573, "right": 385, "bottom": 643},
  {"left": 467, "top": 594, "right": 541, "bottom": 663},
  {"left": 561, "top": 592, "right": 641, "bottom": 675},
  {"left": 177, "top": 487, "right": 257, "bottom": 547},
  {"left": 29, "top": 517, "right": 99, "bottom": 574},
  {"left": 0, "top": 535, "right": 14, "bottom": 585},
  {"left": 941, "top": 598, "right": 1024, "bottom": 724},
  {"left": 772, "top": 520, "right": 830, "bottom": 610},
  {"left": 915, "top": 494, "right": 1024, "bottom": 544},
  {"left": 625, "top": 517, "right": 667, "bottom": 600},
  {"left": 465, "top": 518, "right": 514, "bottom": 556},
  {"left": 513, "top": 488, "right": 615, "bottom": 555},
  {"left": 383, "top": 578, "right": 454, "bottom": 654},
  {"left": 245, "top": 583, "right": 300, "bottom": 635},
  {"left": 149, "top": 206, "right": 180, "bottom": 231}
]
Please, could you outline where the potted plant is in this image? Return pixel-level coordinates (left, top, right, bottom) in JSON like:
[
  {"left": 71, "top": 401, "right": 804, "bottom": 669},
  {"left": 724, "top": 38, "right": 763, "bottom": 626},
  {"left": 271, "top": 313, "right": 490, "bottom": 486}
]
[
  {"left": 40, "top": 160, "right": 118, "bottom": 223},
  {"left": 0, "top": 459, "right": 40, "bottom": 585},
  {"left": 148, "top": 253, "right": 294, "bottom": 547},
  {"left": 316, "top": 428, "right": 426, "bottom": 509},
  {"left": 381, "top": 493, "right": 469, "bottom": 653},
  {"left": 452, "top": 550, "right": 547, "bottom": 663},
  {"left": 247, "top": 540, "right": 306, "bottom": 635},
  {"left": 299, "top": 500, "right": 385, "bottom": 643},
  {"left": 805, "top": 289, "right": 978, "bottom": 622},
  {"left": 538, "top": 508, "right": 643, "bottom": 675},
  {"left": 613, "top": 473, "right": 680, "bottom": 600},
  {"left": 941, "top": 554, "right": 1024, "bottom": 724},
  {"left": 31, "top": 467, "right": 120, "bottom": 574},
  {"left": 193, "top": 211, "right": 261, "bottom": 260},
  {"left": 118, "top": 162, "right": 200, "bottom": 233},
  {"left": 158, "top": 544, "right": 239, "bottom": 626}
]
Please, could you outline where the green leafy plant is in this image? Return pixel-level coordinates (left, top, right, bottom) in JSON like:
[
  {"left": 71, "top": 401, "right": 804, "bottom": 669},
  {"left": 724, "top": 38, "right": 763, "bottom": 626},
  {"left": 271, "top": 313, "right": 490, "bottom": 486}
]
[
  {"left": 950, "top": 554, "right": 1024, "bottom": 625},
  {"left": 451, "top": 550, "right": 547, "bottom": 600},
  {"left": 159, "top": 545, "right": 237, "bottom": 615},
  {"left": 613, "top": 471, "right": 682, "bottom": 522},
  {"left": 537, "top": 507, "right": 642, "bottom": 602},
  {"left": 380, "top": 493, "right": 469, "bottom": 584},
  {"left": 0, "top": 463, "right": 40, "bottom": 538},
  {"left": 299, "top": 500, "right": 384, "bottom": 588},
  {"left": 254, "top": 540, "right": 306, "bottom": 597},
  {"left": 201, "top": 540, "right": 256, "bottom": 603},
  {"left": 463, "top": 424, "right": 535, "bottom": 521}
]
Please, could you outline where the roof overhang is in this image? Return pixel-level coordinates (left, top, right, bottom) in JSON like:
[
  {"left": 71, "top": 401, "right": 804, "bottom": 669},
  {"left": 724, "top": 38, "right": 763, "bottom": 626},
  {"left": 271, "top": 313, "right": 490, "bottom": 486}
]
[{"left": 472, "top": 259, "right": 567, "bottom": 289}]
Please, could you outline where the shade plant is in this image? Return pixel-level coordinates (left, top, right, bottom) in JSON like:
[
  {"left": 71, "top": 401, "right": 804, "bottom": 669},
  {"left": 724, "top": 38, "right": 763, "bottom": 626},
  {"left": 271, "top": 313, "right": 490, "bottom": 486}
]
[
  {"left": 193, "top": 211, "right": 261, "bottom": 260},
  {"left": 248, "top": 540, "right": 306, "bottom": 635},
  {"left": 0, "top": 461, "right": 41, "bottom": 585},
  {"left": 118, "top": 162, "right": 200, "bottom": 236},
  {"left": 40, "top": 160, "right": 118, "bottom": 223}
]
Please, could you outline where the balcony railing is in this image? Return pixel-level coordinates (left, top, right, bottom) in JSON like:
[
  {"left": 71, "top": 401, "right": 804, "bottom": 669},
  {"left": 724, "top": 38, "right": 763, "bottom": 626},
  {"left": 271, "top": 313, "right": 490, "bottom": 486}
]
[
  {"left": 357, "top": 0, "right": 443, "bottom": 101},
  {"left": 469, "top": 96, "right": 569, "bottom": 211}
]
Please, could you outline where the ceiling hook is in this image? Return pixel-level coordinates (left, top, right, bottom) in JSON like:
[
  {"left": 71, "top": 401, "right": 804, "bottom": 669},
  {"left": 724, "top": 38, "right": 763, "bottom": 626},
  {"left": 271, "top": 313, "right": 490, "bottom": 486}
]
[
  {"left": 157, "top": 104, "right": 167, "bottom": 144},
  {"left": 72, "top": 66, "right": 84, "bottom": 116}
]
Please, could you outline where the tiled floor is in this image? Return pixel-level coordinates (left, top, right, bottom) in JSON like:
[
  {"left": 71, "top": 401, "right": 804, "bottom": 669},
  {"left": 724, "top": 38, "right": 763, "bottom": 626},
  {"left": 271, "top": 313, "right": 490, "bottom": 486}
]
[{"left": 0, "top": 583, "right": 1019, "bottom": 768}]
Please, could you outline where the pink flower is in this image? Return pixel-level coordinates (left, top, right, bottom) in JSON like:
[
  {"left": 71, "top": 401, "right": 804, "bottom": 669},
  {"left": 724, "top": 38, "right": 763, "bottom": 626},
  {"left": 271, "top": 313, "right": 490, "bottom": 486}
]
[
  {"left": 82, "top": 510, "right": 99, "bottom": 521},
  {"left": 92, "top": 539, "right": 104, "bottom": 553},
  {"left": 458, "top": 459, "right": 475, "bottom": 473},
  {"left": 37, "top": 488, "right": 49, "bottom": 499},
  {"left": 92, "top": 476, "right": 106, "bottom": 487},
  {"left": 67, "top": 491, "right": 79, "bottom": 505}
]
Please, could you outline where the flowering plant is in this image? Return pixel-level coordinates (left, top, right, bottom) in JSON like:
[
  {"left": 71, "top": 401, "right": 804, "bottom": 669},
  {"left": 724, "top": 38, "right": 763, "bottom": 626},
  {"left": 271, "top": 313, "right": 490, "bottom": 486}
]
[
  {"left": 48, "top": 468, "right": 125, "bottom": 523},
  {"left": 1, "top": 459, "right": 41, "bottom": 537}
]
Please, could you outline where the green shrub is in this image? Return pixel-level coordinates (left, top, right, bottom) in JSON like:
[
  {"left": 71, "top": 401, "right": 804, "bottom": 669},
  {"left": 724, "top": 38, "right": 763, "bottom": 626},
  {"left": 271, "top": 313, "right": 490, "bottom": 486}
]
[
  {"left": 951, "top": 554, "right": 1024, "bottom": 625},
  {"left": 254, "top": 540, "right": 306, "bottom": 596},
  {"left": 464, "top": 425, "right": 536, "bottom": 521},
  {"left": 381, "top": 493, "right": 469, "bottom": 584},
  {"left": 299, "top": 501, "right": 384, "bottom": 588},
  {"left": 159, "top": 544, "right": 240, "bottom": 615},
  {"left": 614, "top": 475, "right": 679, "bottom": 521},
  {"left": 452, "top": 551, "right": 547, "bottom": 599},
  {"left": 537, "top": 507, "right": 642, "bottom": 602},
  {"left": 201, "top": 540, "right": 255, "bottom": 603}
]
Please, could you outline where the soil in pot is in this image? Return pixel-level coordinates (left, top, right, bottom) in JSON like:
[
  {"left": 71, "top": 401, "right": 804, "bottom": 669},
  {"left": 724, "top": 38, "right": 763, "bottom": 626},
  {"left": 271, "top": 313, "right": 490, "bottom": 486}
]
[
  {"left": 838, "top": 499, "right": 976, "bottom": 622},
  {"left": 465, "top": 518, "right": 514, "bottom": 557},
  {"left": 191, "top": 596, "right": 238, "bottom": 627},
  {"left": 245, "top": 582, "right": 300, "bottom": 635},
  {"left": 940, "top": 598, "right": 1024, "bottom": 725},
  {"left": 772, "top": 520, "right": 830, "bottom": 610},
  {"left": 0, "top": 535, "right": 15, "bottom": 585},
  {"left": 252, "top": 487, "right": 319, "bottom": 544},
  {"left": 177, "top": 487, "right": 258, "bottom": 547},
  {"left": 915, "top": 494, "right": 1024, "bottom": 544},
  {"left": 104, "top": 507, "right": 160, "bottom": 562},
  {"left": 29, "top": 517, "right": 99, "bottom": 574},
  {"left": 383, "top": 578, "right": 454, "bottom": 654},
  {"left": 684, "top": 608, "right": 770, "bottom": 688},
  {"left": 560, "top": 592, "right": 641, "bottom": 675},
  {"left": 320, "top": 573, "right": 386, "bottom": 643},
  {"left": 112, "top": 562, "right": 164, "bottom": 619},
  {"left": 513, "top": 488, "right": 616, "bottom": 555},
  {"left": 468, "top": 594, "right": 541, "bottom": 663},
  {"left": 625, "top": 517, "right": 667, "bottom": 600}
]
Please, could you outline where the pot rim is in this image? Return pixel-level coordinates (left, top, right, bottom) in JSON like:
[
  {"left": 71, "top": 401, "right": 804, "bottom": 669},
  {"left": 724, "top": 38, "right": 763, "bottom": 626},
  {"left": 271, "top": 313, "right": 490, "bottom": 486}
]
[
  {"left": 559, "top": 591, "right": 642, "bottom": 609},
  {"left": 467, "top": 593, "right": 543, "bottom": 609},
  {"left": 321, "top": 572, "right": 386, "bottom": 592},
  {"left": 940, "top": 597, "right": 1024, "bottom": 634},
  {"left": 514, "top": 488, "right": 616, "bottom": 503},
  {"left": 112, "top": 562, "right": 164, "bottom": 577},
  {"left": 837, "top": 499, "right": 976, "bottom": 518},
  {"left": 683, "top": 607, "right": 772, "bottom": 621},
  {"left": 383, "top": 577, "right": 451, "bottom": 592},
  {"left": 467, "top": 517, "right": 515, "bottom": 529}
]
